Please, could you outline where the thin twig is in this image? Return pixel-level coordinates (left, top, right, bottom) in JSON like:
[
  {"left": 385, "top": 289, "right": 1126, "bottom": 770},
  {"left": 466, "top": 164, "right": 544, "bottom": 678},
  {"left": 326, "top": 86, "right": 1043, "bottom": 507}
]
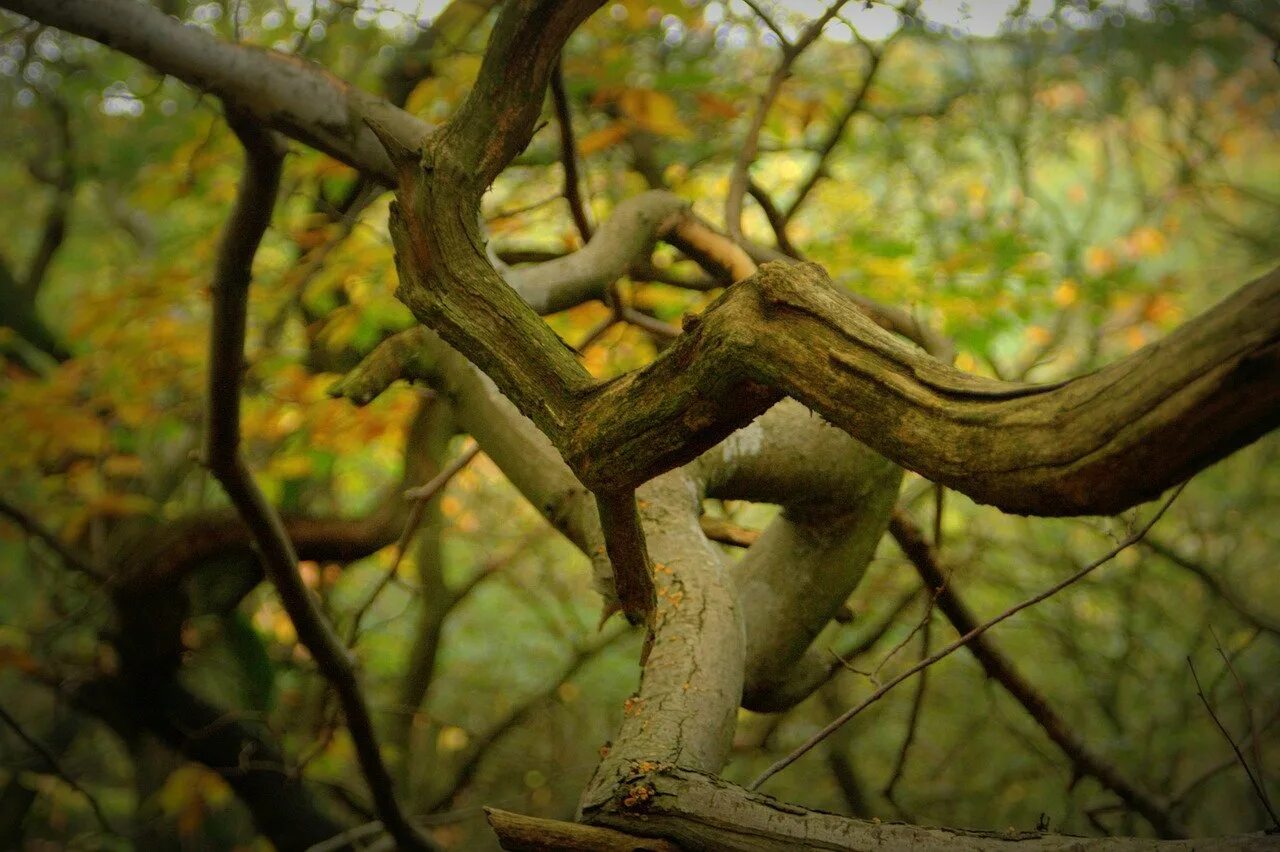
[
  {"left": 0, "top": 704, "right": 115, "bottom": 834},
  {"left": 202, "top": 107, "right": 435, "bottom": 852},
  {"left": 740, "top": 0, "right": 789, "bottom": 47},
  {"left": 783, "top": 41, "right": 885, "bottom": 224},
  {"left": 347, "top": 442, "right": 481, "bottom": 645},
  {"left": 882, "top": 614, "right": 930, "bottom": 804},
  {"left": 0, "top": 497, "right": 106, "bottom": 582},
  {"left": 750, "top": 482, "right": 1187, "bottom": 791},
  {"left": 724, "top": 0, "right": 852, "bottom": 240},
  {"left": 889, "top": 508, "right": 1186, "bottom": 837},
  {"left": 1187, "top": 656, "right": 1279, "bottom": 829},
  {"left": 1210, "top": 629, "right": 1274, "bottom": 817}
]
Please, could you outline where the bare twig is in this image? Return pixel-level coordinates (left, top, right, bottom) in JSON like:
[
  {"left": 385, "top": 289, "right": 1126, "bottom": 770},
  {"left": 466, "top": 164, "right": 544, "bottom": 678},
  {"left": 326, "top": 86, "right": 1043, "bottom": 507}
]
[
  {"left": 1210, "top": 628, "right": 1273, "bottom": 819},
  {"left": 0, "top": 496, "right": 105, "bottom": 582},
  {"left": 882, "top": 614, "right": 930, "bottom": 804},
  {"left": 724, "top": 0, "right": 852, "bottom": 240},
  {"left": 0, "top": 704, "right": 114, "bottom": 834},
  {"left": 347, "top": 441, "right": 481, "bottom": 645},
  {"left": 429, "top": 626, "right": 631, "bottom": 813},
  {"left": 746, "top": 179, "right": 804, "bottom": 258},
  {"left": 740, "top": 0, "right": 789, "bottom": 47},
  {"left": 889, "top": 508, "right": 1187, "bottom": 837},
  {"left": 750, "top": 483, "right": 1187, "bottom": 791},
  {"left": 201, "top": 108, "right": 435, "bottom": 852},
  {"left": 1142, "top": 538, "right": 1280, "bottom": 637},
  {"left": 783, "top": 42, "right": 884, "bottom": 224},
  {"left": 1187, "top": 657, "right": 1280, "bottom": 830}
]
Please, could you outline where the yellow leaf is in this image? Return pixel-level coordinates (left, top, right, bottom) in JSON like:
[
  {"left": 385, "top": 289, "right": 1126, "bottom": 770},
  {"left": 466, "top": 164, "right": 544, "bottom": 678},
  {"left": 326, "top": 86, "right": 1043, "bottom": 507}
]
[
  {"left": 270, "top": 454, "right": 314, "bottom": 479},
  {"left": 617, "top": 88, "right": 691, "bottom": 138},
  {"left": 579, "top": 122, "right": 632, "bottom": 156},
  {"left": 1052, "top": 280, "right": 1078, "bottom": 307},
  {"left": 1085, "top": 246, "right": 1115, "bottom": 276},
  {"left": 438, "top": 726, "right": 469, "bottom": 752},
  {"left": 1126, "top": 226, "right": 1166, "bottom": 258}
]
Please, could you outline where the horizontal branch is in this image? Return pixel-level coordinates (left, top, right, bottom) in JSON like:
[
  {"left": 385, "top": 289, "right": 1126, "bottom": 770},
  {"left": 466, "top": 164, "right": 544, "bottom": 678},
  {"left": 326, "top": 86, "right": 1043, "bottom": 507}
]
[
  {"left": 568, "top": 262, "right": 1280, "bottom": 515},
  {"left": 583, "top": 766, "right": 1270, "bottom": 851}
]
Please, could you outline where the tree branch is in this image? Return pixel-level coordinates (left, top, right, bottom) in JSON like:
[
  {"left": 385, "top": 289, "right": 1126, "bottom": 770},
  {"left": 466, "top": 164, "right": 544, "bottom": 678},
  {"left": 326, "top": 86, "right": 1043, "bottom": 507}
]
[
  {"left": 724, "top": 0, "right": 852, "bottom": 240},
  {"left": 0, "top": 0, "right": 429, "bottom": 183},
  {"left": 550, "top": 54, "right": 593, "bottom": 243},
  {"left": 0, "top": 496, "right": 104, "bottom": 582},
  {"left": 0, "top": 704, "right": 113, "bottom": 835},
  {"left": 889, "top": 509, "right": 1187, "bottom": 838},
  {"left": 201, "top": 110, "right": 434, "bottom": 851},
  {"left": 750, "top": 484, "right": 1186, "bottom": 791}
]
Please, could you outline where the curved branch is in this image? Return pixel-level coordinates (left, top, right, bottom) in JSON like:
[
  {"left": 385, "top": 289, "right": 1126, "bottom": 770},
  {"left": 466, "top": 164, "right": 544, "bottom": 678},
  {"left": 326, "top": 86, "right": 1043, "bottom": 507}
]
[
  {"left": 568, "top": 262, "right": 1280, "bottom": 515},
  {"left": 583, "top": 766, "right": 1269, "bottom": 852},
  {"left": 690, "top": 400, "right": 902, "bottom": 709},
  {"left": 202, "top": 111, "right": 433, "bottom": 851}
]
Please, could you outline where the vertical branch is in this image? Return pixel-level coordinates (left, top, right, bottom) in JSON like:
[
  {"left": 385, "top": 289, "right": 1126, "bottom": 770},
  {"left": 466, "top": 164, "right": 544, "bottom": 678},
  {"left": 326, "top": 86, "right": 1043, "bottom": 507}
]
[
  {"left": 550, "top": 54, "right": 594, "bottom": 243},
  {"left": 202, "top": 109, "right": 436, "bottom": 852},
  {"left": 1188, "top": 657, "right": 1280, "bottom": 830},
  {"left": 24, "top": 95, "right": 76, "bottom": 296}
]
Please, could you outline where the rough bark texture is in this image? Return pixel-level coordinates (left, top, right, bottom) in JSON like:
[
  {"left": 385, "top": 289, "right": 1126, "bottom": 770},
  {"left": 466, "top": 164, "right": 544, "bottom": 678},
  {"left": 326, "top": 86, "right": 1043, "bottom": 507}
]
[
  {"left": 579, "top": 472, "right": 744, "bottom": 808},
  {"left": 581, "top": 768, "right": 1273, "bottom": 852}
]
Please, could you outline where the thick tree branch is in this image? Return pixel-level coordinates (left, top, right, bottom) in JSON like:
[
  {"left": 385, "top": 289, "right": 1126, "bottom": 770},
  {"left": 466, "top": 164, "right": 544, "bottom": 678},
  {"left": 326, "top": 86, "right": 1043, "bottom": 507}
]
[
  {"left": 201, "top": 111, "right": 433, "bottom": 851},
  {"left": 583, "top": 766, "right": 1269, "bottom": 852},
  {"left": 566, "top": 263, "right": 1279, "bottom": 515},
  {"left": 691, "top": 400, "right": 902, "bottom": 709}
]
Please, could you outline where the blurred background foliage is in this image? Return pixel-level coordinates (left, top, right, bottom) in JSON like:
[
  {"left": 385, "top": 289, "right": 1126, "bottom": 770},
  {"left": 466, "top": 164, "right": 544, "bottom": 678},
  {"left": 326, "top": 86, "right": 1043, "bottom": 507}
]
[{"left": 0, "top": 0, "right": 1277, "bottom": 848}]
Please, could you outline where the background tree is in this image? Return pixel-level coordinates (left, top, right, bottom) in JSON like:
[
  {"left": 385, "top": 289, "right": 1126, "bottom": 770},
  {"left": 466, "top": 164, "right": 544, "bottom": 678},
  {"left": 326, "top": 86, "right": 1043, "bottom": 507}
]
[{"left": 0, "top": 0, "right": 1277, "bottom": 849}]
